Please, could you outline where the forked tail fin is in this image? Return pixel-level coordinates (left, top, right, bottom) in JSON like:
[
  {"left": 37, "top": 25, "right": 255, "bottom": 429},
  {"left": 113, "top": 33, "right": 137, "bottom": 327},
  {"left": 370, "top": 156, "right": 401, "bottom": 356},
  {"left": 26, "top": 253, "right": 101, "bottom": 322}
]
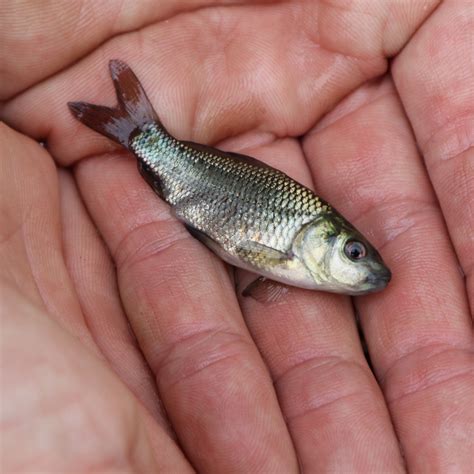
[{"left": 68, "top": 60, "right": 163, "bottom": 149}]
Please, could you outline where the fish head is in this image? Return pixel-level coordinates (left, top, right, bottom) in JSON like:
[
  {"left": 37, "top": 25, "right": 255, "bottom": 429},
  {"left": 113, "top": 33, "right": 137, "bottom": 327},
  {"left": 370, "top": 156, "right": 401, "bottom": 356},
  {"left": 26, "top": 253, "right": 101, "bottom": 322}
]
[{"left": 293, "top": 214, "right": 391, "bottom": 295}]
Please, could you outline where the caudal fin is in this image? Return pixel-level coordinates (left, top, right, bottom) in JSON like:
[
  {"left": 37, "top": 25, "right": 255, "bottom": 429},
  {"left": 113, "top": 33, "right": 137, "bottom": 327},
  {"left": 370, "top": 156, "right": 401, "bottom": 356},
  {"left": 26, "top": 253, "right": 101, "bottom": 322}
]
[{"left": 68, "top": 60, "right": 162, "bottom": 148}]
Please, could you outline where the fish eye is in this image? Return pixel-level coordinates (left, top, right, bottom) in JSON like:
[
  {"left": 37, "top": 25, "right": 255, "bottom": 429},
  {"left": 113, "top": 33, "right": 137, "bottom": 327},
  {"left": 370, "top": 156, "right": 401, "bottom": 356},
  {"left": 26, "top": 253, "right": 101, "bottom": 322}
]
[{"left": 344, "top": 240, "right": 367, "bottom": 261}]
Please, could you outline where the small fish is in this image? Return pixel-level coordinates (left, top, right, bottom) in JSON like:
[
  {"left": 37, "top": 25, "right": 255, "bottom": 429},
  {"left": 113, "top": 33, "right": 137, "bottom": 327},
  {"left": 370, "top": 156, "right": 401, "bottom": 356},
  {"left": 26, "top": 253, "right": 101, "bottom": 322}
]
[{"left": 68, "top": 60, "right": 391, "bottom": 297}]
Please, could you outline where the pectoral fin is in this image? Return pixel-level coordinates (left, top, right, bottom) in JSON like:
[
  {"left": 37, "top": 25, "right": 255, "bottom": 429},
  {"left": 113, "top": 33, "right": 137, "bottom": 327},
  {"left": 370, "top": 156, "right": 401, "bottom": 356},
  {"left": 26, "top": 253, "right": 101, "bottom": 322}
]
[
  {"left": 236, "top": 241, "right": 292, "bottom": 267},
  {"left": 183, "top": 227, "right": 291, "bottom": 303}
]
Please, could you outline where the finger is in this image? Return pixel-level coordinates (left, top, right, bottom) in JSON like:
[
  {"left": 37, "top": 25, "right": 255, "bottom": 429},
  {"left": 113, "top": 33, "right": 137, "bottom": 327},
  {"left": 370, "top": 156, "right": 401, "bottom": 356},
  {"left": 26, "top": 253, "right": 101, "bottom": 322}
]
[
  {"left": 0, "top": 0, "right": 256, "bottom": 99},
  {"left": 2, "top": 0, "right": 441, "bottom": 160},
  {"left": 0, "top": 123, "right": 97, "bottom": 350},
  {"left": 234, "top": 138, "right": 404, "bottom": 471},
  {"left": 303, "top": 77, "right": 473, "bottom": 472},
  {"left": 74, "top": 152, "right": 298, "bottom": 472},
  {"left": 1, "top": 283, "right": 192, "bottom": 472},
  {"left": 392, "top": 0, "right": 474, "bottom": 314},
  {"left": 58, "top": 170, "right": 171, "bottom": 428}
]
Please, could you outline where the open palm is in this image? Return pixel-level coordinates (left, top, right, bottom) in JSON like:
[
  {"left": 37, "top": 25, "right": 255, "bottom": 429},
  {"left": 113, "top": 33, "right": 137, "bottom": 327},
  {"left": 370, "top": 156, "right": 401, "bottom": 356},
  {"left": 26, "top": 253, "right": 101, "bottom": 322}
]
[{"left": 1, "top": 1, "right": 473, "bottom": 471}]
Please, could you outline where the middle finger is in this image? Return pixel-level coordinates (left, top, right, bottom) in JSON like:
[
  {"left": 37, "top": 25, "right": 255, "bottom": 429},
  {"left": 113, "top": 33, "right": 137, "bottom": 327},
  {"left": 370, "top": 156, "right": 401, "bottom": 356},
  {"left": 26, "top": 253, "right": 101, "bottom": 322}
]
[{"left": 235, "top": 138, "right": 404, "bottom": 472}]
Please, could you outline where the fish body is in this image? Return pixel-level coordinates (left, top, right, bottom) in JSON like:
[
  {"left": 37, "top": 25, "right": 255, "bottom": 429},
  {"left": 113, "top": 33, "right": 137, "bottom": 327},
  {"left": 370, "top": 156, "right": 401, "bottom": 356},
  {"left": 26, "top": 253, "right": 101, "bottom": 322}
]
[{"left": 68, "top": 60, "right": 391, "bottom": 295}]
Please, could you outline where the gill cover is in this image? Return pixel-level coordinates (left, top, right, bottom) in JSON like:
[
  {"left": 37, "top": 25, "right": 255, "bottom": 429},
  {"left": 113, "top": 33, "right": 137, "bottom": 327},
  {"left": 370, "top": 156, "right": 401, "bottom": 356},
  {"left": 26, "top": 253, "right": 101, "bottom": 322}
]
[{"left": 292, "top": 217, "right": 337, "bottom": 279}]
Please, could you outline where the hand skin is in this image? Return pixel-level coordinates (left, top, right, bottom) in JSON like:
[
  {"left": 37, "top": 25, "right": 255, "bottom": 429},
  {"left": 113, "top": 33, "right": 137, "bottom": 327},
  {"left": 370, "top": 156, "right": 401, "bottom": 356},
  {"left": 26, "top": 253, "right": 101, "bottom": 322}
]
[{"left": 1, "top": 0, "right": 473, "bottom": 472}]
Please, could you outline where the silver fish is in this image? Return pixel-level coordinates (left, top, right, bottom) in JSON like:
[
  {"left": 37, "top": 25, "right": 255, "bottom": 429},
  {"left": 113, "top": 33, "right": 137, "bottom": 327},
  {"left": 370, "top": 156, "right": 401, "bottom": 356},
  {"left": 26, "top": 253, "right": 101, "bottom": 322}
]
[{"left": 68, "top": 60, "right": 391, "bottom": 296}]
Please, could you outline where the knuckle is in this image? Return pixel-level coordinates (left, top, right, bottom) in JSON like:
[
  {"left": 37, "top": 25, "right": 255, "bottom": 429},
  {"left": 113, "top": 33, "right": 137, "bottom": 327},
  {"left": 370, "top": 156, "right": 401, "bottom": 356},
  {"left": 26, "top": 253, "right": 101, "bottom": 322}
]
[
  {"left": 382, "top": 343, "right": 474, "bottom": 404},
  {"left": 275, "top": 355, "right": 376, "bottom": 421},
  {"left": 152, "top": 327, "right": 256, "bottom": 388},
  {"left": 113, "top": 216, "right": 191, "bottom": 271}
]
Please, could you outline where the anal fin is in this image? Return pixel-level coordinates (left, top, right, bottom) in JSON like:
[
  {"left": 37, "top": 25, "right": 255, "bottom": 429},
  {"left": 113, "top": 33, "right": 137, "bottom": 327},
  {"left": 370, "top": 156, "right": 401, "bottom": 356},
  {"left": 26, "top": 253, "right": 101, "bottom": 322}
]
[{"left": 137, "top": 161, "right": 164, "bottom": 199}]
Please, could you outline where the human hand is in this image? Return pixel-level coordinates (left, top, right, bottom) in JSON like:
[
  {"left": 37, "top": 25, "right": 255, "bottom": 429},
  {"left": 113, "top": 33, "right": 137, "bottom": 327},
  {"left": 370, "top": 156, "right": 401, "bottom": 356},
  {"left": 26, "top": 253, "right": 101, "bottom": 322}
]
[{"left": 1, "top": 1, "right": 473, "bottom": 472}]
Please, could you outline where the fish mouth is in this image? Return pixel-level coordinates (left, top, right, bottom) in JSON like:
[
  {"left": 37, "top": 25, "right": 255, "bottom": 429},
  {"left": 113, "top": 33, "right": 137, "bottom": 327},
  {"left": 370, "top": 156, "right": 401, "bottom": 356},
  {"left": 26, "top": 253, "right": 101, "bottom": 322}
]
[
  {"left": 324, "top": 267, "right": 392, "bottom": 296},
  {"left": 362, "top": 267, "right": 392, "bottom": 292}
]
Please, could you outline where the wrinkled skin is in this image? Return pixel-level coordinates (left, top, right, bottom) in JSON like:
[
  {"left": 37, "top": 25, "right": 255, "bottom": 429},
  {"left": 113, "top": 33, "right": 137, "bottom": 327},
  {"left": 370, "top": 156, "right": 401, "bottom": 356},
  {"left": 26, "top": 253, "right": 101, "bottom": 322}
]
[{"left": 1, "top": 1, "right": 473, "bottom": 472}]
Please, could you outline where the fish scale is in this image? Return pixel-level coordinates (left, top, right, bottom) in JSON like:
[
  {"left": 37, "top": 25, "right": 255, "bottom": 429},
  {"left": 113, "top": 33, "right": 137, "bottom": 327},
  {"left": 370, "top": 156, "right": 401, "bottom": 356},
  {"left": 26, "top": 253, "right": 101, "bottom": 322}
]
[{"left": 130, "top": 123, "right": 327, "bottom": 267}]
